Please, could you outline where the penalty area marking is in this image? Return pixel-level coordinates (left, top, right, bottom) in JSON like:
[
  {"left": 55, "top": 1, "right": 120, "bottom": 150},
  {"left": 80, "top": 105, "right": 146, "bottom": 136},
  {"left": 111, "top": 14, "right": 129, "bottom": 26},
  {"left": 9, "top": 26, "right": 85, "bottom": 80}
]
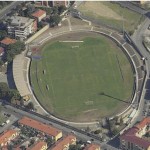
[{"left": 59, "top": 41, "right": 84, "bottom": 42}]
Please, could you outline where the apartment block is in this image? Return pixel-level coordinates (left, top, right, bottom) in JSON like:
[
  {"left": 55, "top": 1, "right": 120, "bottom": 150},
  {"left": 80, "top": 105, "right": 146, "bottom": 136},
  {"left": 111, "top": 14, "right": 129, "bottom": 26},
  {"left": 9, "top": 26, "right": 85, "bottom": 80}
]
[
  {"left": 51, "top": 134, "right": 76, "bottom": 150},
  {"left": 84, "top": 144, "right": 101, "bottom": 150},
  {"left": 31, "top": 9, "right": 46, "bottom": 22},
  {"left": 120, "top": 117, "right": 150, "bottom": 150},
  {"left": 0, "top": 130, "right": 19, "bottom": 147},
  {"left": 7, "top": 16, "right": 37, "bottom": 40},
  {"left": 18, "top": 116, "right": 62, "bottom": 142}
]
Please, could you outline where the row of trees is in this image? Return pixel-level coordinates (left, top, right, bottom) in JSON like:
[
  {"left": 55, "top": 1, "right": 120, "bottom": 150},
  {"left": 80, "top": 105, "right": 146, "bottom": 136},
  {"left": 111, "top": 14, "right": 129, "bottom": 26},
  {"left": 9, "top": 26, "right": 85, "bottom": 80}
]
[
  {"left": 0, "top": 82, "right": 35, "bottom": 110},
  {"left": 48, "top": 6, "right": 66, "bottom": 27},
  {"left": 0, "top": 41, "right": 25, "bottom": 64},
  {"left": 10, "top": 3, "right": 65, "bottom": 27},
  {"left": 0, "top": 82, "right": 21, "bottom": 103},
  {"left": 0, "top": 1, "right": 12, "bottom": 9}
]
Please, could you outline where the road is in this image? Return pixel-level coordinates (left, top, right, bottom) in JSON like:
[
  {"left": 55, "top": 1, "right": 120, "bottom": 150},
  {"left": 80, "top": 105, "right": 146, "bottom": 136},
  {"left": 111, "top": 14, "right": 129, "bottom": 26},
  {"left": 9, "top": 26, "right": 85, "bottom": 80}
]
[
  {"left": 113, "top": 1, "right": 147, "bottom": 15},
  {"left": 1, "top": 102, "right": 102, "bottom": 144},
  {"left": 0, "top": 1, "right": 22, "bottom": 19},
  {"left": 131, "top": 18, "right": 150, "bottom": 125},
  {"left": 2, "top": 103, "right": 120, "bottom": 150}
]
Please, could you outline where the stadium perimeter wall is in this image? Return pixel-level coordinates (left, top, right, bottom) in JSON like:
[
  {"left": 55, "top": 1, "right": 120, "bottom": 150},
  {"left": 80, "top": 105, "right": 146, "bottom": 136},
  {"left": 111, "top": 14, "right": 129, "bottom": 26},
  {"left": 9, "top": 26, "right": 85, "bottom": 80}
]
[{"left": 25, "top": 24, "right": 49, "bottom": 44}]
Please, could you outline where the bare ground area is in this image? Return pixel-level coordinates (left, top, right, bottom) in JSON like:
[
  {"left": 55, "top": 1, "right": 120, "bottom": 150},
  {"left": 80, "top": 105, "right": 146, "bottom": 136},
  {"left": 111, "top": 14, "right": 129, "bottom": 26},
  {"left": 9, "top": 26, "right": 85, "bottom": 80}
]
[
  {"left": 69, "top": 17, "right": 89, "bottom": 26},
  {"left": 79, "top": 1, "right": 123, "bottom": 20}
]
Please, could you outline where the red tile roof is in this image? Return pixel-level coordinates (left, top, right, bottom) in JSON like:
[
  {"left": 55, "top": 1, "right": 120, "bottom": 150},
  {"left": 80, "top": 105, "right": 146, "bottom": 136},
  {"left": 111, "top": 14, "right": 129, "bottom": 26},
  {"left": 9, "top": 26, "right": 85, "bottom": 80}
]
[
  {"left": 51, "top": 135, "right": 76, "bottom": 150},
  {"left": 135, "top": 117, "right": 150, "bottom": 129},
  {"left": 28, "top": 141, "right": 47, "bottom": 150},
  {"left": 18, "top": 116, "right": 61, "bottom": 137},
  {"left": 31, "top": 9, "right": 46, "bottom": 18},
  {"left": 84, "top": 144, "right": 100, "bottom": 150},
  {"left": 0, "top": 130, "right": 18, "bottom": 145},
  {"left": 0, "top": 37, "right": 16, "bottom": 45},
  {"left": 120, "top": 127, "right": 150, "bottom": 149}
]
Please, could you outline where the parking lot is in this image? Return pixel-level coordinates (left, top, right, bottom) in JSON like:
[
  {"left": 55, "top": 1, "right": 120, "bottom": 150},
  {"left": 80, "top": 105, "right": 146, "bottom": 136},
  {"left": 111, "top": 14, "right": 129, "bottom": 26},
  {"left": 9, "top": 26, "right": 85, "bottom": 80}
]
[{"left": 0, "top": 110, "right": 18, "bottom": 133}]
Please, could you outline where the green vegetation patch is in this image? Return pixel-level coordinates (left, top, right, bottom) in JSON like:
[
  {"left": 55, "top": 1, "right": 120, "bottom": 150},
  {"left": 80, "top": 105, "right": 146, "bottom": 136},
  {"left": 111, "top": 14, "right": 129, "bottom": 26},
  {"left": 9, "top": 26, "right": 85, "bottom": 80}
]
[
  {"left": 30, "top": 35, "right": 134, "bottom": 121},
  {"left": 78, "top": 1, "right": 144, "bottom": 32}
]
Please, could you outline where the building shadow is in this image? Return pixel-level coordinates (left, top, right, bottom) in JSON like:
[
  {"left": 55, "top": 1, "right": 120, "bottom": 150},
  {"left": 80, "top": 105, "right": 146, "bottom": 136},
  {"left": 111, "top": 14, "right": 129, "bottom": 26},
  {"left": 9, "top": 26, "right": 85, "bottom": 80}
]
[
  {"left": 145, "top": 79, "right": 150, "bottom": 89},
  {"left": 7, "top": 62, "right": 16, "bottom": 89}
]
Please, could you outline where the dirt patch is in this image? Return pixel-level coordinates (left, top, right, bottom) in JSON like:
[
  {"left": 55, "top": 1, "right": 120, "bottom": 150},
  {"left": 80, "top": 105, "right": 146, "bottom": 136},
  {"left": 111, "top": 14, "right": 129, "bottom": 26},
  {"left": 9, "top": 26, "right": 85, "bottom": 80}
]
[
  {"left": 74, "top": 109, "right": 100, "bottom": 122},
  {"left": 79, "top": 1, "right": 123, "bottom": 20}
]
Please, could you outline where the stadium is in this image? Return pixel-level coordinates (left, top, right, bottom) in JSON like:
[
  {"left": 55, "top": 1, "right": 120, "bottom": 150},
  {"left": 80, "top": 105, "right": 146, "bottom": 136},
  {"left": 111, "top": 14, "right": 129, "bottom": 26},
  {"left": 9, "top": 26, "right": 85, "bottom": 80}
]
[{"left": 29, "top": 31, "right": 135, "bottom": 122}]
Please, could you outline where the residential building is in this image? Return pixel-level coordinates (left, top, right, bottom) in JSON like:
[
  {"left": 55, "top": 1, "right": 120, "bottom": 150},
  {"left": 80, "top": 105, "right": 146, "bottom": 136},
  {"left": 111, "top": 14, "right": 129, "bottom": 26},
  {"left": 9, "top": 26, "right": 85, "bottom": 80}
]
[
  {"left": 31, "top": 9, "right": 46, "bottom": 22},
  {"left": 27, "top": 141, "right": 47, "bottom": 150},
  {"left": 0, "top": 37, "right": 16, "bottom": 48},
  {"left": 0, "top": 130, "right": 19, "bottom": 147},
  {"left": 7, "top": 16, "right": 37, "bottom": 40},
  {"left": 52, "top": 1, "right": 69, "bottom": 7},
  {"left": 139, "top": 0, "right": 150, "bottom": 5},
  {"left": 18, "top": 116, "right": 62, "bottom": 141},
  {"left": 0, "top": 47, "right": 4, "bottom": 56},
  {"left": 34, "top": 1, "right": 51, "bottom": 7},
  {"left": 34, "top": 1, "right": 69, "bottom": 7},
  {"left": 84, "top": 144, "right": 101, "bottom": 150},
  {"left": 51, "top": 134, "right": 76, "bottom": 150},
  {"left": 120, "top": 117, "right": 150, "bottom": 150}
]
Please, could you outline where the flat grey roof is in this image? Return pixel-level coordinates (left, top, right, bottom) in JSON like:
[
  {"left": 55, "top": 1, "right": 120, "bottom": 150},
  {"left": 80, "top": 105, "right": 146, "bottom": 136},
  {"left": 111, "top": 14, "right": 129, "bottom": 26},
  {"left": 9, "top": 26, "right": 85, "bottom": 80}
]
[{"left": 10, "top": 16, "right": 34, "bottom": 28}]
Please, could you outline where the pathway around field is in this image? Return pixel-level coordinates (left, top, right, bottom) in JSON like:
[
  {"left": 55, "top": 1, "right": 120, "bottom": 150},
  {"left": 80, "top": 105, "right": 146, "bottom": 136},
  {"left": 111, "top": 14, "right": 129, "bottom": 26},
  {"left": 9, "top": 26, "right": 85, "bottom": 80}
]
[{"left": 13, "top": 19, "right": 143, "bottom": 127}]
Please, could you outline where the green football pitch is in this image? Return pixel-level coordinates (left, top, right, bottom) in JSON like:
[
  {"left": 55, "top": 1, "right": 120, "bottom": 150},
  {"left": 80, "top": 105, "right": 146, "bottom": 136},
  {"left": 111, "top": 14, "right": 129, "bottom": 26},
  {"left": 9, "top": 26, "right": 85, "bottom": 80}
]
[{"left": 30, "top": 35, "right": 134, "bottom": 122}]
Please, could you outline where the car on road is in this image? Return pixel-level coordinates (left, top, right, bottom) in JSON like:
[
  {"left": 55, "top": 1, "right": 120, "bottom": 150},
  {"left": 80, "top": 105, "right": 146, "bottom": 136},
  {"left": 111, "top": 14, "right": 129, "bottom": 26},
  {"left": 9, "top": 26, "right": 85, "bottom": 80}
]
[{"left": 87, "top": 140, "right": 91, "bottom": 144}]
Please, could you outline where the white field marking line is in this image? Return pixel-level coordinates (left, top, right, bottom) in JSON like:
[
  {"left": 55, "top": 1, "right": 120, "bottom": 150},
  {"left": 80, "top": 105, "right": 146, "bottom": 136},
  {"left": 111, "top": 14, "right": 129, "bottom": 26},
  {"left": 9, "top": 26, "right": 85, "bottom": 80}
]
[
  {"left": 138, "top": 78, "right": 143, "bottom": 80},
  {"left": 109, "top": 32, "right": 112, "bottom": 36},
  {"left": 122, "top": 42, "right": 126, "bottom": 46},
  {"left": 136, "top": 66, "right": 141, "bottom": 69},
  {"left": 49, "top": 32, "right": 52, "bottom": 36},
  {"left": 59, "top": 41, "right": 84, "bottom": 42},
  {"left": 136, "top": 65, "right": 141, "bottom": 69},
  {"left": 0, "top": 73, "right": 5, "bottom": 76},
  {"left": 131, "top": 54, "right": 136, "bottom": 57}
]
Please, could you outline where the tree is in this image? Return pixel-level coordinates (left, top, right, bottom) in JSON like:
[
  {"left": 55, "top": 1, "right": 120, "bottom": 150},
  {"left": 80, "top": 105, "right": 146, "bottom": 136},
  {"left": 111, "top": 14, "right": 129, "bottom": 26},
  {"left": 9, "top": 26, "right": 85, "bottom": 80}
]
[
  {"left": 7, "top": 144, "right": 13, "bottom": 150},
  {"left": 70, "top": 1, "right": 75, "bottom": 6},
  {"left": 69, "top": 145, "right": 80, "bottom": 150},
  {"left": 114, "top": 116, "right": 118, "bottom": 123},
  {"left": 0, "top": 60, "right": 4, "bottom": 66},
  {"left": 4, "top": 51, "right": 14, "bottom": 63},
  {"left": 0, "top": 82, "right": 9, "bottom": 98},
  {"left": 46, "top": 137, "right": 55, "bottom": 146},
  {"left": 26, "top": 4, "right": 35, "bottom": 17},
  {"left": 30, "top": 138, "right": 35, "bottom": 145},
  {"left": 8, "top": 41, "right": 25, "bottom": 55},
  {"left": 0, "top": 82, "right": 21, "bottom": 102},
  {"left": 41, "top": 7, "right": 52, "bottom": 15},
  {"left": 120, "top": 117, "right": 123, "bottom": 126},
  {"left": 52, "top": 6, "right": 58, "bottom": 14},
  {"left": 0, "top": 30, "right": 7, "bottom": 40},
  {"left": 111, "top": 127, "right": 119, "bottom": 135},
  {"left": 49, "top": 15, "right": 61, "bottom": 27},
  {"left": 4, "top": 41, "right": 25, "bottom": 63},
  {"left": 94, "top": 129, "right": 101, "bottom": 134},
  {"left": 26, "top": 102, "right": 34, "bottom": 110},
  {"left": 58, "top": 5, "right": 66, "bottom": 14}
]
